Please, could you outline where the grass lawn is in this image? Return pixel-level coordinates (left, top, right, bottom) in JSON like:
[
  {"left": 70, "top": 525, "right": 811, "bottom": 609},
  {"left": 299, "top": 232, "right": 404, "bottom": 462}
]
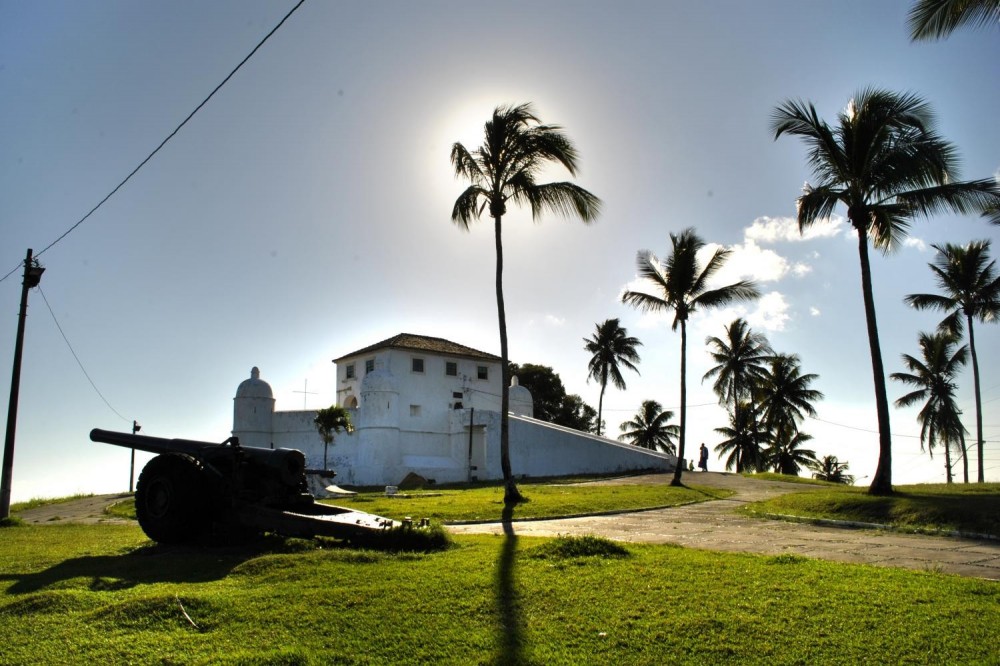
[
  {"left": 2, "top": 522, "right": 998, "bottom": 665},
  {"left": 745, "top": 482, "right": 1000, "bottom": 537}
]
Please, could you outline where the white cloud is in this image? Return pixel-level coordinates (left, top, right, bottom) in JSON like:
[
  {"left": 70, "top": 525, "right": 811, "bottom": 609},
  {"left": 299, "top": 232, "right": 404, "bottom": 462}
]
[
  {"left": 747, "top": 291, "right": 791, "bottom": 332},
  {"left": 810, "top": 306, "right": 821, "bottom": 317},
  {"left": 692, "top": 290, "right": 791, "bottom": 336},
  {"left": 745, "top": 216, "right": 844, "bottom": 243},
  {"left": 904, "top": 237, "right": 927, "bottom": 252},
  {"left": 702, "top": 239, "right": 789, "bottom": 284},
  {"left": 544, "top": 314, "right": 565, "bottom": 327},
  {"left": 791, "top": 262, "right": 812, "bottom": 277}
]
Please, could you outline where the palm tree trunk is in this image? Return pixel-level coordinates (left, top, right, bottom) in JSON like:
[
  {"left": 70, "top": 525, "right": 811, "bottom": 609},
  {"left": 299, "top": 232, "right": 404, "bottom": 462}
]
[
  {"left": 597, "top": 380, "right": 606, "bottom": 437},
  {"left": 494, "top": 214, "right": 522, "bottom": 505},
  {"left": 671, "top": 320, "right": 687, "bottom": 486},
  {"left": 944, "top": 437, "right": 953, "bottom": 484},
  {"left": 960, "top": 430, "right": 969, "bottom": 483},
  {"left": 855, "top": 227, "right": 894, "bottom": 495},
  {"left": 966, "top": 314, "right": 984, "bottom": 482}
]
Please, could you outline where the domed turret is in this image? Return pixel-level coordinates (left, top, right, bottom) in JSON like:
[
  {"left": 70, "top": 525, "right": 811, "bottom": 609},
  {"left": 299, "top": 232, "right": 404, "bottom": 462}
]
[
  {"left": 233, "top": 366, "right": 274, "bottom": 448},
  {"left": 509, "top": 375, "right": 533, "bottom": 417}
]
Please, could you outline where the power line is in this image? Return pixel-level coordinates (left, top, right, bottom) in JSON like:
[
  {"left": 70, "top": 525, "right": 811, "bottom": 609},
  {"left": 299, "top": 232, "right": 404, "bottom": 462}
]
[
  {"left": 0, "top": 0, "right": 307, "bottom": 284},
  {"left": 37, "top": 286, "right": 130, "bottom": 424}
]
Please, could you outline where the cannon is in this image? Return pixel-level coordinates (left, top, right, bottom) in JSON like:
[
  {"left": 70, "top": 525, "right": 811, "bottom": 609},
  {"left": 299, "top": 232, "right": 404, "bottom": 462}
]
[{"left": 90, "top": 428, "right": 407, "bottom": 544}]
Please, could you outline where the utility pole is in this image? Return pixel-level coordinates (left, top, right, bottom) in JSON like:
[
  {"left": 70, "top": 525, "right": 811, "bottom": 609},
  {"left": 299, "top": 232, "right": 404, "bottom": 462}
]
[
  {"left": 129, "top": 420, "right": 141, "bottom": 493},
  {"left": 1, "top": 249, "right": 45, "bottom": 519}
]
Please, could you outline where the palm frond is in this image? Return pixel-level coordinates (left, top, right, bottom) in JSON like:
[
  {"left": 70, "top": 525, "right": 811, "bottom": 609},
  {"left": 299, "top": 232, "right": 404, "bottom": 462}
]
[
  {"left": 526, "top": 182, "right": 602, "bottom": 222},
  {"left": 908, "top": 0, "right": 1000, "bottom": 40},
  {"left": 451, "top": 185, "right": 488, "bottom": 228}
]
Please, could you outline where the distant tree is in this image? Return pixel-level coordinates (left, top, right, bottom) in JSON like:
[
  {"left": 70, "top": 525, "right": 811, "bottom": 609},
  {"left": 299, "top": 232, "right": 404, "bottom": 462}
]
[
  {"left": 313, "top": 405, "right": 354, "bottom": 469},
  {"left": 908, "top": 0, "right": 1000, "bottom": 40},
  {"left": 510, "top": 363, "right": 598, "bottom": 432},
  {"left": 618, "top": 400, "right": 679, "bottom": 455},
  {"left": 703, "top": 318, "right": 772, "bottom": 469},
  {"left": 451, "top": 103, "right": 601, "bottom": 505},
  {"left": 772, "top": 87, "right": 1000, "bottom": 495},
  {"left": 714, "top": 402, "right": 765, "bottom": 473},
  {"left": 905, "top": 240, "right": 999, "bottom": 482},
  {"left": 759, "top": 353, "right": 823, "bottom": 438},
  {"left": 810, "top": 456, "right": 855, "bottom": 485},
  {"left": 622, "top": 228, "right": 759, "bottom": 486},
  {"left": 584, "top": 318, "right": 642, "bottom": 436},
  {"left": 764, "top": 425, "right": 818, "bottom": 476},
  {"left": 890, "top": 332, "right": 969, "bottom": 483}
]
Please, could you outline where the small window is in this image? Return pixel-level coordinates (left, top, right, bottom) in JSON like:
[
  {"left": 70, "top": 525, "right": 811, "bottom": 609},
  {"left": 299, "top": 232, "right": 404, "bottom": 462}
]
[
  {"left": 345, "top": 364, "right": 355, "bottom": 379},
  {"left": 365, "top": 359, "right": 375, "bottom": 374},
  {"left": 452, "top": 392, "right": 463, "bottom": 399},
  {"left": 477, "top": 365, "right": 489, "bottom": 380},
  {"left": 445, "top": 361, "right": 458, "bottom": 376},
  {"left": 409, "top": 405, "right": 421, "bottom": 417},
  {"left": 412, "top": 358, "right": 425, "bottom": 373}
]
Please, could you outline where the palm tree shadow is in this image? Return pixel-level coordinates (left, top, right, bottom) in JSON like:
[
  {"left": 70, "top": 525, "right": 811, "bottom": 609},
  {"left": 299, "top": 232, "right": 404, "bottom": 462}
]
[{"left": 494, "top": 504, "right": 525, "bottom": 665}]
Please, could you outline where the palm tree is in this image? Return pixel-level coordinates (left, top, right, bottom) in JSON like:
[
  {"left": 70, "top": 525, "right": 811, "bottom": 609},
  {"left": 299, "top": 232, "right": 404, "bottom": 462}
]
[
  {"left": 890, "top": 332, "right": 969, "bottom": 483},
  {"left": 759, "top": 353, "right": 823, "bottom": 439},
  {"left": 703, "top": 318, "right": 772, "bottom": 470},
  {"left": 714, "top": 402, "right": 766, "bottom": 473},
  {"left": 905, "top": 240, "right": 999, "bottom": 482},
  {"left": 313, "top": 405, "right": 354, "bottom": 470},
  {"left": 810, "top": 455, "right": 855, "bottom": 484},
  {"left": 771, "top": 88, "right": 1000, "bottom": 495},
  {"left": 451, "top": 103, "right": 601, "bottom": 505},
  {"left": 908, "top": 0, "right": 1000, "bottom": 40},
  {"left": 622, "top": 228, "right": 759, "bottom": 486},
  {"left": 765, "top": 424, "right": 818, "bottom": 476},
  {"left": 618, "top": 400, "right": 679, "bottom": 455},
  {"left": 584, "top": 318, "right": 642, "bottom": 436}
]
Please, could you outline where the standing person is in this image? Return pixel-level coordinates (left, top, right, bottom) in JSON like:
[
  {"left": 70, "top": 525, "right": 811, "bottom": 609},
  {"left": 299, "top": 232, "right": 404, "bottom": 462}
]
[{"left": 699, "top": 443, "right": 709, "bottom": 472}]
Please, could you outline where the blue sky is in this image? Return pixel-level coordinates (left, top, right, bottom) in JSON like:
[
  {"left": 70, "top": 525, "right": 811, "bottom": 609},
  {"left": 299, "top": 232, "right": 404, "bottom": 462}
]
[{"left": 1, "top": 0, "right": 998, "bottom": 502}]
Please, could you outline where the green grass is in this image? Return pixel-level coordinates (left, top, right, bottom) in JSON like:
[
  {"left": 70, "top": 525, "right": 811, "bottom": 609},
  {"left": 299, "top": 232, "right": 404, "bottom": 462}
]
[
  {"left": 1, "top": 523, "right": 997, "bottom": 665},
  {"left": 741, "top": 472, "right": 834, "bottom": 486},
  {"left": 324, "top": 479, "right": 730, "bottom": 523},
  {"left": 746, "top": 482, "right": 1000, "bottom": 537},
  {"left": 9, "top": 493, "right": 95, "bottom": 513}
]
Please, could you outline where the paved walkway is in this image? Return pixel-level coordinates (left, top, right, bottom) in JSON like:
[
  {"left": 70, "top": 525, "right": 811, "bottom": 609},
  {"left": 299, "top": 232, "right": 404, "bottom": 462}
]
[{"left": 447, "top": 472, "right": 1000, "bottom": 580}]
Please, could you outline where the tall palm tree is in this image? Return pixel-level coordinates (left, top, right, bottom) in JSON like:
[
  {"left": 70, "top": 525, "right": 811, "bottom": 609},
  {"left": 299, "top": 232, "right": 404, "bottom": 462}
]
[
  {"left": 908, "top": 0, "right": 1000, "bottom": 40},
  {"left": 905, "top": 240, "right": 999, "bottom": 482},
  {"left": 810, "top": 455, "right": 855, "bottom": 485},
  {"left": 771, "top": 88, "right": 1000, "bottom": 495},
  {"left": 618, "top": 400, "right": 679, "bottom": 455},
  {"left": 451, "top": 103, "right": 601, "bottom": 505},
  {"left": 584, "top": 318, "right": 642, "bottom": 436},
  {"left": 714, "top": 401, "right": 766, "bottom": 473},
  {"left": 759, "top": 354, "right": 823, "bottom": 439},
  {"left": 890, "top": 332, "right": 969, "bottom": 483},
  {"left": 765, "top": 425, "right": 818, "bottom": 476},
  {"left": 703, "top": 318, "right": 772, "bottom": 469},
  {"left": 622, "top": 228, "right": 759, "bottom": 486}
]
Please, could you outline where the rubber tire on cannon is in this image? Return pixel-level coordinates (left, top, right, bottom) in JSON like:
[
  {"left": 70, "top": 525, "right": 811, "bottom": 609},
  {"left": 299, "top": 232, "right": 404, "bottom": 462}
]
[{"left": 135, "top": 453, "right": 210, "bottom": 544}]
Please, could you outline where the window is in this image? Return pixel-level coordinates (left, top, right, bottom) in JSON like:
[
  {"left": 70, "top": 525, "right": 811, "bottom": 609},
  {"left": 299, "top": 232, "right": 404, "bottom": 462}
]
[
  {"left": 345, "top": 364, "right": 355, "bottom": 379},
  {"left": 477, "top": 365, "right": 489, "bottom": 380},
  {"left": 409, "top": 405, "right": 421, "bottom": 417},
  {"left": 412, "top": 358, "right": 425, "bottom": 373},
  {"left": 365, "top": 359, "right": 375, "bottom": 374},
  {"left": 445, "top": 361, "right": 458, "bottom": 376}
]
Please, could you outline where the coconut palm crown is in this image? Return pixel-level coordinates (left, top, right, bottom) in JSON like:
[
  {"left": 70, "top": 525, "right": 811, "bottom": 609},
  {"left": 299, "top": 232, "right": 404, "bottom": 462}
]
[
  {"left": 451, "top": 103, "right": 601, "bottom": 505},
  {"left": 584, "top": 318, "right": 642, "bottom": 436},
  {"left": 771, "top": 87, "right": 1000, "bottom": 495},
  {"left": 622, "top": 228, "right": 759, "bottom": 486}
]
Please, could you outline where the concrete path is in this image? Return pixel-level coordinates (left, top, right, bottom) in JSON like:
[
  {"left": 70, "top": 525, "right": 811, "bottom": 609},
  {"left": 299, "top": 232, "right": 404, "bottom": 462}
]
[
  {"left": 447, "top": 472, "right": 1000, "bottom": 581},
  {"left": 15, "top": 493, "right": 134, "bottom": 525}
]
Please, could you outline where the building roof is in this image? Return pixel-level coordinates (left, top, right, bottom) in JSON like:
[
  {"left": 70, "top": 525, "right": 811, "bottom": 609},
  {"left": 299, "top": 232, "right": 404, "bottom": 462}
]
[{"left": 333, "top": 333, "right": 501, "bottom": 363}]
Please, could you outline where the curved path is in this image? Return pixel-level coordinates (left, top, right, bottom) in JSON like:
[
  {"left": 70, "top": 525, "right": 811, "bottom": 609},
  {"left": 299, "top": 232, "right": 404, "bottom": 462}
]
[{"left": 448, "top": 472, "right": 1000, "bottom": 580}]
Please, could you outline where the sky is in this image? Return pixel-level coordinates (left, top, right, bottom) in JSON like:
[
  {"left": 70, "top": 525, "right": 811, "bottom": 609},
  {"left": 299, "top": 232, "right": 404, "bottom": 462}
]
[{"left": 1, "top": 0, "right": 998, "bottom": 503}]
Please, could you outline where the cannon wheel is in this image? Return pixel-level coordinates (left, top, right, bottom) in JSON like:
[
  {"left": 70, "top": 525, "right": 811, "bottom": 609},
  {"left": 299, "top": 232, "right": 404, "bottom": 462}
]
[{"left": 136, "top": 453, "right": 209, "bottom": 544}]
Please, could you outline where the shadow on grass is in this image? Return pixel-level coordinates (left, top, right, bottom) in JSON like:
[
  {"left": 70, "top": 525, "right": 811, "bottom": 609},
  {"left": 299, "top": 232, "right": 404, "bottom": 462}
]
[
  {"left": 494, "top": 504, "right": 525, "bottom": 666},
  {"left": 1, "top": 536, "right": 329, "bottom": 595}
]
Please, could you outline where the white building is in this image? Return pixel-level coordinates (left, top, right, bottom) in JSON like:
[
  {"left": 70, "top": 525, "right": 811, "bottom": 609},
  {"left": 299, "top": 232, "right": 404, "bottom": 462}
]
[{"left": 233, "top": 333, "right": 675, "bottom": 487}]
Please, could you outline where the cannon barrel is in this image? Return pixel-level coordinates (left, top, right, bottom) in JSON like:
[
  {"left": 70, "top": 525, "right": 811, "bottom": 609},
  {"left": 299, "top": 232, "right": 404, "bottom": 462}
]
[{"left": 89, "top": 428, "right": 305, "bottom": 486}]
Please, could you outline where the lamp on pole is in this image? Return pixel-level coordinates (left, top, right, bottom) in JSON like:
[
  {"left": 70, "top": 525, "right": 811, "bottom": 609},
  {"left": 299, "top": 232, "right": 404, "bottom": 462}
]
[
  {"left": 129, "top": 420, "right": 141, "bottom": 493},
  {"left": 1, "top": 249, "right": 45, "bottom": 519}
]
